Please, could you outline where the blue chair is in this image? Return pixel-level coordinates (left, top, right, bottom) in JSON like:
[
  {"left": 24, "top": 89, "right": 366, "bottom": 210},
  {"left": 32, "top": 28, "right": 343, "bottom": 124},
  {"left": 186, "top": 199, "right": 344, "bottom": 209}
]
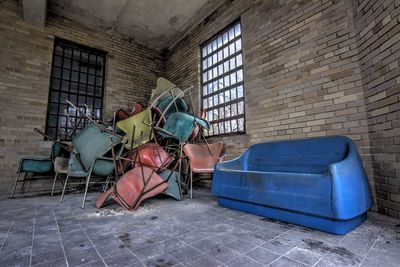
[
  {"left": 212, "top": 136, "right": 373, "bottom": 235},
  {"left": 11, "top": 143, "right": 65, "bottom": 197}
]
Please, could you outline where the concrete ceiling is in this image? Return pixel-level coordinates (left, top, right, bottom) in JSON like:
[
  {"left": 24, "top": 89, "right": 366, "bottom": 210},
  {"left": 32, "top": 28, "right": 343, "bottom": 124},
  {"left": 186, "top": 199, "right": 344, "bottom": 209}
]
[{"left": 48, "top": 0, "right": 224, "bottom": 50}]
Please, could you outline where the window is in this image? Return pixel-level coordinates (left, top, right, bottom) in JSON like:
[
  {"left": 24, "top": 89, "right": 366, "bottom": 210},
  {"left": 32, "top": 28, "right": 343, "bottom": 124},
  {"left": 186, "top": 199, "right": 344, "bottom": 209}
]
[
  {"left": 201, "top": 21, "right": 245, "bottom": 136},
  {"left": 45, "top": 38, "right": 106, "bottom": 140}
]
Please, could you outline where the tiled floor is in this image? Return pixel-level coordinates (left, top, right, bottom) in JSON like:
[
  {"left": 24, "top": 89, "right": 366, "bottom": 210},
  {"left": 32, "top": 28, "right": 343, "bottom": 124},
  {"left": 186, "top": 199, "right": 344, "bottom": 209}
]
[{"left": 0, "top": 189, "right": 399, "bottom": 267}]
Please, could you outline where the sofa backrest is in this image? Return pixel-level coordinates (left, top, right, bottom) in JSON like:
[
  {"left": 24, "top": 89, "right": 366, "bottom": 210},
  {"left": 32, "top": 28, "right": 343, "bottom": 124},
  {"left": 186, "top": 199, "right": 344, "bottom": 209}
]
[{"left": 246, "top": 136, "right": 349, "bottom": 174}]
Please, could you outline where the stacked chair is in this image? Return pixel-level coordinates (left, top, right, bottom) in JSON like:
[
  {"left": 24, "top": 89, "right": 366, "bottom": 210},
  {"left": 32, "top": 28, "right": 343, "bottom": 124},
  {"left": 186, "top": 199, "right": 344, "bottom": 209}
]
[
  {"left": 12, "top": 77, "right": 224, "bottom": 211},
  {"left": 59, "top": 124, "right": 123, "bottom": 208}
]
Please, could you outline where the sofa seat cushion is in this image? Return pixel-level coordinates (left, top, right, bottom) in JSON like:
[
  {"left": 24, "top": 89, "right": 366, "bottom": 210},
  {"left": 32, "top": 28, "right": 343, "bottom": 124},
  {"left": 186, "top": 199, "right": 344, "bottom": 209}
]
[{"left": 213, "top": 170, "right": 333, "bottom": 218}]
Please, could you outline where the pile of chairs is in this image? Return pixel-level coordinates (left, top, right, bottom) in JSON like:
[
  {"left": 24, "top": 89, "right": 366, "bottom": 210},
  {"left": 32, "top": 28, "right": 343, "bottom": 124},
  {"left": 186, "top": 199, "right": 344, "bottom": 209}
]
[{"left": 11, "top": 78, "right": 224, "bottom": 210}]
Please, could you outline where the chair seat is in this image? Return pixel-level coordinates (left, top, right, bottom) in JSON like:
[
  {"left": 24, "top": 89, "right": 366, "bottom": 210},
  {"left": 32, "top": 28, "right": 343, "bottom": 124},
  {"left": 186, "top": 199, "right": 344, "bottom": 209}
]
[
  {"left": 20, "top": 158, "right": 53, "bottom": 173},
  {"left": 54, "top": 157, "right": 69, "bottom": 173}
]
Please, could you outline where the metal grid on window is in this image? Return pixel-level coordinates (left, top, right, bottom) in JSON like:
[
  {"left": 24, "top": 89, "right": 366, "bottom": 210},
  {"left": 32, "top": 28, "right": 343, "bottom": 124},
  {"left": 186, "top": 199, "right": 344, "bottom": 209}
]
[
  {"left": 201, "top": 21, "right": 245, "bottom": 136},
  {"left": 45, "top": 38, "right": 106, "bottom": 140}
]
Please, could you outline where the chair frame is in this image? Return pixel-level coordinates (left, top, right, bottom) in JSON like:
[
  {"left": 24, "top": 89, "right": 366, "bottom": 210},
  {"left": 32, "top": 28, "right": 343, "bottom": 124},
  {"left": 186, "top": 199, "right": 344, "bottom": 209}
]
[
  {"left": 60, "top": 138, "right": 125, "bottom": 208},
  {"left": 11, "top": 142, "right": 66, "bottom": 198},
  {"left": 184, "top": 142, "right": 223, "bottom": 199}
]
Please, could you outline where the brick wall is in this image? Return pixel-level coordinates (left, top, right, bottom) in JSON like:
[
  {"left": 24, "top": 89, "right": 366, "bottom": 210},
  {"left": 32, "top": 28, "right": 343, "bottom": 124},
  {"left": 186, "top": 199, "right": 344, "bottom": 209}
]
[
  {"left": 0, "top": 0, "right": 165, "bottom": 195},
  {"left": 165, "top": 0, "right": 399, "bottom": 218},
  {"left": 354, "top": 0, "right": 400, "bottom": 218}
]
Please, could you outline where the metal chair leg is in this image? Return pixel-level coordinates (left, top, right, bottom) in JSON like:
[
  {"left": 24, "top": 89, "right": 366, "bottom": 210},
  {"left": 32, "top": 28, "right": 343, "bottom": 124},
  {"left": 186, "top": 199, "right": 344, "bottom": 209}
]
[
  {"left": 21, "top": 173, "right": 28, "bottom": 193},
  {"left": 82, "top": 171, "right": 92, "bottom": 209},
  {"left": 10, "top": 171, "right": 21, "bottom": 198},
  {"left": 60, "top": 175, "right": 69, "bottom": 203},
  {"left": 51, "top": 172, "right": 58, "bottom": 196},
  {"left": 104, "top": 175, "right": 111, "bottom": 192},
  {"left": 190, "top": 170, "right": 193, "bottom": 199}
]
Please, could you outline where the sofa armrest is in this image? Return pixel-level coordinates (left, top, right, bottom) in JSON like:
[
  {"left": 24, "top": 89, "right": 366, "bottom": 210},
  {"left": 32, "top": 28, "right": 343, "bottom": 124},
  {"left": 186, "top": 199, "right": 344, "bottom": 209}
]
[
  {"left": 329, "top": 138, "right": 372, "bottom": 220},
  {"left": 215, "top": 151, "right": 247, "bottom": 171}
]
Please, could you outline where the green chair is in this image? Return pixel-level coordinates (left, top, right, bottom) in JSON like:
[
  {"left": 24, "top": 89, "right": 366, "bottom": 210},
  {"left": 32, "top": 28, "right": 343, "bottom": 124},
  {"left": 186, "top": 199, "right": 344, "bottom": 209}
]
[
  {"left": 11, "top": 143, "right": 64, "bottom": 197},
  {"left": 59, "top": 124, "right": 123, "bottom": 208}
]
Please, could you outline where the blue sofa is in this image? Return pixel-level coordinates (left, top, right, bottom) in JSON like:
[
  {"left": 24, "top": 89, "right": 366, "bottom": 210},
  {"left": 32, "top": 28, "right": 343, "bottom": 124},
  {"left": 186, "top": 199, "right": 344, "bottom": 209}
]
[{"left": 211, "top": 136, "right": 372, "bottom": 234}]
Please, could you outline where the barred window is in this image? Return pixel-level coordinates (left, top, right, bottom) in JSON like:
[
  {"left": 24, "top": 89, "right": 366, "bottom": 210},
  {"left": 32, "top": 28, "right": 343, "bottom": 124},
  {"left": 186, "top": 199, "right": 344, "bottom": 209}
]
[
  {"left": 201, "top": 21, "right": 245, "bottom": 136},
  {"left": 45, "top": 38, "right": 106, "bottom": 140}
]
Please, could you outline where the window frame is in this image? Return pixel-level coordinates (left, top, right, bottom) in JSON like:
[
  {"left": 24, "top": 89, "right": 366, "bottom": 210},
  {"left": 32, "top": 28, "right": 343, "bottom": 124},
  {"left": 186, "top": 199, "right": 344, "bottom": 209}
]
[
  {"left": 200, "top": 20, "right": 246, "bottom": 137},
  {"left": 45, "top": 37, "right": 107, "bottom": 141}
]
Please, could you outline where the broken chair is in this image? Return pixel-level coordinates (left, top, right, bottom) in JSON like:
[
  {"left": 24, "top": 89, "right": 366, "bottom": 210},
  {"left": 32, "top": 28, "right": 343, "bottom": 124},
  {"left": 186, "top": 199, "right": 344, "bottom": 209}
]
[{"left": 96, "top": 166, "right": 168, "bottom": 210}]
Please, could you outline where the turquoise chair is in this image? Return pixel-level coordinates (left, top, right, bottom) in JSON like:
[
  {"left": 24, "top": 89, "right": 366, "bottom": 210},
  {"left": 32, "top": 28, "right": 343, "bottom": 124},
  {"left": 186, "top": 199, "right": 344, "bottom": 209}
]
[
  {"left": 59, "top": 124, "right": 123, "bottom": 208},
  {"left": 158, "top": 112, "right": 210, "bottom": 142},
  {"left": 11, "top": 143, "right": 64, "bottom": 197},
  {"left": 159, "top": 170, "right": 182, "bottom": 200},
  {"left": 156, "top": 95, "right": 188, "bottom": 120}
]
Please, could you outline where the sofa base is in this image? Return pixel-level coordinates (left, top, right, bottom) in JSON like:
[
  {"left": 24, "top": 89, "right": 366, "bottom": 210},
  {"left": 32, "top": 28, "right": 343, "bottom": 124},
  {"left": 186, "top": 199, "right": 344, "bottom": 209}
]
[{"left": 218, "top": 197, "right": 367, "bottom": 235}]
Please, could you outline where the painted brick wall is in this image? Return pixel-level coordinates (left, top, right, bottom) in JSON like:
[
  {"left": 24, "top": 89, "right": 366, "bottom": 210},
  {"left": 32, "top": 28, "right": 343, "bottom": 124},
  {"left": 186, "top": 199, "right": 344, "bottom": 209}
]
[
  {"left": 0, "top": 0, "right": 165, "bottom": 195},
  {"left": 165, "top": 0, "right": 399, "bottom": 218},
  {"left": 354, "top": 0, "right": 400, "bottom": 218}
]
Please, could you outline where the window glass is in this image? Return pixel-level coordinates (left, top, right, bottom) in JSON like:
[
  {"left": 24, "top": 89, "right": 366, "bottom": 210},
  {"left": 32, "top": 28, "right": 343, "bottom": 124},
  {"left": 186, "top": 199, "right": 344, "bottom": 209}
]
[
  {"left": 46, "top": 38, "right": 106, "bottom": 140},
  {"left": 200, "top": 21, "right": 245, "bottom": 136}
]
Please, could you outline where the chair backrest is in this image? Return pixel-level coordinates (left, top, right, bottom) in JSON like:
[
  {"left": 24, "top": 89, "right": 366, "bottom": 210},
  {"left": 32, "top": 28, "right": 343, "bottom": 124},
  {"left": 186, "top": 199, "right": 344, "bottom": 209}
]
[
  {"left": 160, "top": 112, "right": 210, "bottom": 142},
  {"left": 183, "top": 143, "right": 223, "bottom": 172},
  {"left": 149, "top": 77, "right": 183, "bottom": 104},
  {"left": 54, "top": 157, "right": 69, "bottom": 173},
  {"left": 246, "top": 136, "right": 349, "bottom": 174},
  {"left": 116, "top": 109, "right": 153, "bottom": 149},
  {"left": 135, "top": 143, "right": 173, "bottom": 171},
  {"left": 157, "top": 95, "right": 188, "bottom": 118},
  {"left": 72, "top": 124, "right": 122, "bottom": 171}
]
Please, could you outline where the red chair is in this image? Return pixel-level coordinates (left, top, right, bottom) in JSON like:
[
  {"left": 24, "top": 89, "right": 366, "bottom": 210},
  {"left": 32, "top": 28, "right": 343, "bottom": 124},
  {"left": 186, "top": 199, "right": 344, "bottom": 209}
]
[
  {"left": 183, "top": 142, "right": 223, "bottom": 198},
  {"left": 118, "top": 143, "right": 173, "bottom": 173}
]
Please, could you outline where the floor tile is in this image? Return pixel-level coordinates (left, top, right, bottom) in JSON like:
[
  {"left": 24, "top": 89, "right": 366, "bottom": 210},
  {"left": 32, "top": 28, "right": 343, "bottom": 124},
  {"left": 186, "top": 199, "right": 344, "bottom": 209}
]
[
  {"left": 103, "top": 251, "right": 143, "bottom": 267},
  {"left": 365, "top": 247, "right": 400, "bottom": 265},
  {"left": 144, "top": 253, "right": 180, "bottom": 267},
  {"left": 245, "top": 247, "right": 280, "bottom": 264},
  {"left": 315, "top": 251, "right": 362, "bottom": 266},
  {"left": 204, "top": 244, "right": 241, "bottom": 264},
  {"left": 32, "top": 257, "right": 68, "bottom": 267},
  {"left": 285, "top": 247, "right": 322, "bottom": 266},
  {"left": 262, "top": 239, "right": 295, "bottom": 255},
  {"left": 169, "top": 245, "right": 202, "bottom": 262},
  {"left": 0, "top": 255, "right": 30, "bottom": 267},
  {"left": 31, "top": 247, "right": 65, "bottom": 266},
  {"left": 225, "top": 238, "right": 257, "bottom": 254},
  {"left": 269, "top": 256, "right": 307, "bottom": 267},
  {"left": 183, "top": 254, "right": 220, "bottom": 267},
  {"left": 225, "top": 255, "right": 264, "bottom": 267},
  {"left": 66, "top": 247, "right": 102, "bottom": 266}
]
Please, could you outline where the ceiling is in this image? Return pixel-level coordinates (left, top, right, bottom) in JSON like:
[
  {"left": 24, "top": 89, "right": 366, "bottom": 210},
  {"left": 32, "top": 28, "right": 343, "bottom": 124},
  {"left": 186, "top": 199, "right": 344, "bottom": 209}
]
[{"left": 48, "top": 0, "right": 224, "bottom": 50}]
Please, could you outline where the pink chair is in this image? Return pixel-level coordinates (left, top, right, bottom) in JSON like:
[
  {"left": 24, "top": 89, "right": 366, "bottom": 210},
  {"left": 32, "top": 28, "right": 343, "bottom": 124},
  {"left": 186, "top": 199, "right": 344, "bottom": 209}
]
[{"left": 183, "top": 142, "right": 223, "bottom": 198}]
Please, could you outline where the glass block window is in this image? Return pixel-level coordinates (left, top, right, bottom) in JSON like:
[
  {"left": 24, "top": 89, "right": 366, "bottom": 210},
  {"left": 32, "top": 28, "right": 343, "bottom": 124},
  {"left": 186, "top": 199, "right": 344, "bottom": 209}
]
[
  {"left": 201, "top": 21, "right": 245, "bottom": 136},
  {"left": 45, "top": 38, "right": 106, "bottom": 140}
]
